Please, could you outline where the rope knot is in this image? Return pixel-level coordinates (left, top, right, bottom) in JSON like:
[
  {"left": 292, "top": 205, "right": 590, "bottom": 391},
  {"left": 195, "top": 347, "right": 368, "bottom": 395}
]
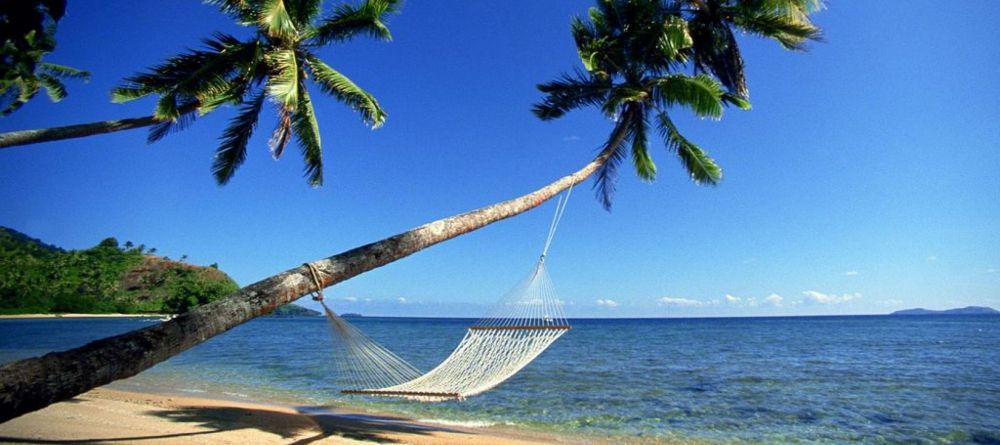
[{"left": 304, "top": 262, "right": 325, "bottom": 301}]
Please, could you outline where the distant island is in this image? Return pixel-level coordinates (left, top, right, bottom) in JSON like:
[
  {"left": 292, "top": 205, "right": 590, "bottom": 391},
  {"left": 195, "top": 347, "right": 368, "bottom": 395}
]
[
  {"left": 891, "top": 306, "right": 999, "bottom": 316},
  {"left": 1, "top": 226, "right": 239, "bottom": 315},
  {"left": 269, "top": 304, "right": 321, "bottom": 317}
]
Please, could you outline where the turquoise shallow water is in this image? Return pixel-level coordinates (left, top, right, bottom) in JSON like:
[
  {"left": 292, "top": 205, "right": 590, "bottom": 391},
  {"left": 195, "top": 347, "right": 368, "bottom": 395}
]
[{"left": 2, "top": 315, "right": 999, "bottom": 444}]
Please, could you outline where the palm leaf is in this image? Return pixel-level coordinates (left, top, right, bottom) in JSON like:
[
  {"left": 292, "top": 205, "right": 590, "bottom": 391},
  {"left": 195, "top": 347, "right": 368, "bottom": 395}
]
[
  {"left": 154, "top": 94, "right": 180, "bottom": 121},
  {"left": 259, "top": 0, "right": 297, "bottom": 40},
  {"left": 213, "top": 91, "right": 267, "bottom": 184},
  {"left": 657, "top": 112, "right": 721, "bottom": 185},
  {"left": 39, "top": 63, "right": 90, "bottom": 81},
  {"left": 533, "top": 69, "right": 612, "bottom": 120},
  {"left": 148, "top": 99, "right": 199, "bottom": 143},
  {"left": 729, "top": 9, "right": 822, "bottom": 50},
  {"left": 285, "top": 0, "right": 322, "bottom": 28},
  {"left": 722, "top": 92, "right": 751, "bottom": 110},
  {"left": 653, "top": 74, "right": 724, "bottom": 119},
  {"left": 266, "top": 48, "right": 299, "bottom": 111},
  {"left": 204, "top": 0, "right": 257, "bottom": 24},
  {"left": 291, "top": 78, "right": 323, "bottom": 186},
  {"left": 1, "top": 78, "right": 40, "bottom": 116},
  {"left": 594, "top": 107, "right": 638, "bottom": 210},
  {"left": 309, "top": 0, "right": 400, "bottom": 45},
  {"left": 629, "top": 107, "right": 655, "bottom": 181},
  {"left": 37, "top": 73, "right": 67, "bottom": 101},
  {"left": 112, "top": 34, "right": 251, "bottom": 104},
  {"left": 269, "top": 106, "right": 293, "bottom": 159},
  {"left": 304, "top": 54, "right": 385, "bottom": 127}
]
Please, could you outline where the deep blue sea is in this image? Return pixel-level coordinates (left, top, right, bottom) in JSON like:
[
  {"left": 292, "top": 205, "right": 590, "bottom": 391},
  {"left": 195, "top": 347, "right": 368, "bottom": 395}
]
[{"left": 2, "top": 315, "right": 999, "bottom": 444}]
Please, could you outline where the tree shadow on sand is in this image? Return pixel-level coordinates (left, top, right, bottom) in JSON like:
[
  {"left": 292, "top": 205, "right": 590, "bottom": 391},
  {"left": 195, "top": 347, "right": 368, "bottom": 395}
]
[
  {"left": 149, "top": 404, "right": 467, "bottom": 444},
  {"left": 0, "top": 405, "right": 467, "bottom": 444}
]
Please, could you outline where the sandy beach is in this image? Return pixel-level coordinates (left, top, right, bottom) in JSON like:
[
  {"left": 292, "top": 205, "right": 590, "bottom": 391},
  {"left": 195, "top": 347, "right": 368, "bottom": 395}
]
[{"left": 0, "top": 388, "right": 638, "bottom": 445}]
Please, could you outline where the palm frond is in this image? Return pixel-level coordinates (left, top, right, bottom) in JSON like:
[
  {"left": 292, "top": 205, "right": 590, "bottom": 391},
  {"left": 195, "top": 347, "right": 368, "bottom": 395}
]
[
  {"left": 266, "top": 48, "right": 299, "bottom": 111},
  {"left": 39, "top": 63, "right": 90, "bottom": 81},
  {"left": 112, "top": 34, "right": 252, "bottom": 104},
  {"left": 37, "top": 73, "right": 67, "bottom": 101},
  {"left": 594, "top": 107, "right": 638, "bottom": 210},
  {"left": 1, "top": 78, "right": 40, "bottom": 116},
  {"left": 285, "top": 0, "right": 322, "bottom": 28},
  {"left": 213, "top": 91, "right": 267, "bottom": 184},
  {"left": 309, "top": 0, "right": 400, "bottom": 45},
  {"left": 154, "top": 94, "right": 180, "bottom": 121},
  {"left": 629, "top": 107, "right": 656, "bottom": 181},
  {"left": 147, "top": 99, "right": 199, "bottom": 143},
  {"left": 258, "top": 0, "right": 297, "bottom": 39},
  {"left": 533, "top": 69, "right": 612, "bottom": 120},
  {"left": 204, "top": 0, "right": 257, "bottom": 24},
  {"left": 657, "top": 15, "right": 692, "bottom": 62},
  {"left": 291, "top": 78, "right": 323, "bottom": 186},
  {"left": 304, "top": 54, "right": 385, "bottom": 127},
  {"left": 722, "top": 92, "right": 751, "bottom": 110},
  {"left": 688, "top": 16, "right": 747, "bottom": 97},
  {"left": 657, "top": 111, "right": 721, "bottom": 185},
  {"left": 269, "top": 105, "right": 293, "bottom": 159},
  {"left": 652, "top": 73, "right": 724, "bottom": 119},
  {"left": 729, "top": 9, "right": 822, "bottom": 50}
]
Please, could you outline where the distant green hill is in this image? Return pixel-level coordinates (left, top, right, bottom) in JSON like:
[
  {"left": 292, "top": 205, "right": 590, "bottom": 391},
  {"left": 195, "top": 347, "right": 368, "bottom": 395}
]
[
  {"left": 269, "top": 304, "right": 321, "bottom": 317},
  {"left": 891, "top": 306, "right": 998, "bottom": 316},
  {"left": 0, "top": 227, "right": 240, "bottom": 315}
]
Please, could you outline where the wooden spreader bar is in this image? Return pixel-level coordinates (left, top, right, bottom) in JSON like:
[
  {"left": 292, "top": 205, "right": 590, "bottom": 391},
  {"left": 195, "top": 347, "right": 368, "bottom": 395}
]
[
  {"left": 467, "top": 325, "right": 572, "bottom": 331},
  {"left": 341, "top": 389, "right": 463, "bottom": 399}
]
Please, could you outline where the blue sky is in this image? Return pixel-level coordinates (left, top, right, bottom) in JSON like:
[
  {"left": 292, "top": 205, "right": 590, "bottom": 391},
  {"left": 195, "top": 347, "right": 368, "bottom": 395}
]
[{"left": 1, "top": 1, "right": 998, "bottom": 317}]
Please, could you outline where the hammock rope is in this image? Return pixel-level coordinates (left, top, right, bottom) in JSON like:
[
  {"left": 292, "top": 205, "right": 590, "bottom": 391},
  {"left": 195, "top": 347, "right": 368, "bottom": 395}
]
[{"left": 316, "top": 188, "right": 573, "bottom": 401}]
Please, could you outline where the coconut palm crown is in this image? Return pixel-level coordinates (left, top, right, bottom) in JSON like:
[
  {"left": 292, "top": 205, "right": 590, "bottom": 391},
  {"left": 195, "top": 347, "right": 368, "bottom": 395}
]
[
  {"left": 534, "top": 0, "right": 821, "bottom": 209},
  {"left": 0, "top": 0, "right": 90, "bottom": 116},
  {"left": 112, "top": 0, "right": 399, "bottom": 186}
]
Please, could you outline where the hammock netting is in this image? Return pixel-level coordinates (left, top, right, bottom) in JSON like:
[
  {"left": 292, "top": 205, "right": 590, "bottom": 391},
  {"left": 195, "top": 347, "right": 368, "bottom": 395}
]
[{"left": 320, "top": 191, "right": 573, "bottom": 402}]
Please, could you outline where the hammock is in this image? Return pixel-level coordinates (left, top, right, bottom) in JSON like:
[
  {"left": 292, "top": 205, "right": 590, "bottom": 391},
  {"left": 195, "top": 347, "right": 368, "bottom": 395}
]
[{"left": 316, "top": 190, "right": 573, "bottom": 401}]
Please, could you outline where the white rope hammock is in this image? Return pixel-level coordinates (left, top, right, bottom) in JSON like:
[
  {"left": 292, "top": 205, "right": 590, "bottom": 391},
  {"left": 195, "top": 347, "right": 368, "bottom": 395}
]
[{"left": 315, "top": 188, "right": 574, "bottom": 402}]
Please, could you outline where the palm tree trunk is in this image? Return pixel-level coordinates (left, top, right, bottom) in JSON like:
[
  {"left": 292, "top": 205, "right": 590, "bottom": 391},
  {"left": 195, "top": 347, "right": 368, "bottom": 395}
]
[
  {"left": 0, "top": 136, "right": 622, "bottom": 423},
  {"left": 0, "top": 115, "right": 163, "bottom": 149}
]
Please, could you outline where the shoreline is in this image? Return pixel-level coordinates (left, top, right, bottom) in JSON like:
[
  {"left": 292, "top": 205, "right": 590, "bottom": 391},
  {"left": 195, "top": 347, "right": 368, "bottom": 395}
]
[
  {"left": 0, "top": 313, "right": 167, "bottom": 319},
  {"left": 0, "top": 387, "right": 660, "bottom": 445}
]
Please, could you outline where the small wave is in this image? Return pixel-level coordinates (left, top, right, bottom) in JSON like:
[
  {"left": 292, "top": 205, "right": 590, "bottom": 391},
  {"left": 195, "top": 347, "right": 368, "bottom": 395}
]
[
  {"left": 223, "top": 391, "right": 249, "bottom": 398},
  {"left": 417, "top": 418, "right": 498, "bottom": 428},
  {"left": 179, "top": 388, "right": 206, "bottom": 393}
]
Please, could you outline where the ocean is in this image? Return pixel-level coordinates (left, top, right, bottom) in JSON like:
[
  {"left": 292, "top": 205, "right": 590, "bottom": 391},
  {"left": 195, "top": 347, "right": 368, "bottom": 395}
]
[{"left": 1, "top": 315, "right": 998, "bottom": 444}]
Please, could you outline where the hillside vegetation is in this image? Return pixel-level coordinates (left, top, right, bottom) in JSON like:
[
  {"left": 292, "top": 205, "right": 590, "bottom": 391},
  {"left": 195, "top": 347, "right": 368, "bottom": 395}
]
[{"left": 0, "top": 227, "right": 240, "bottom": 314}]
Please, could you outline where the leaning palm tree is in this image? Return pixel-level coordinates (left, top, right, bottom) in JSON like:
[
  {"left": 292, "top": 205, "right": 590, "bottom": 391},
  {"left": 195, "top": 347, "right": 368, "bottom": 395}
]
[
  {"left": 0, "top": 0, "right": 398, "bottom": 186},
  {"left": 0, "top": 0, "right": 821, "bottom": 422}
]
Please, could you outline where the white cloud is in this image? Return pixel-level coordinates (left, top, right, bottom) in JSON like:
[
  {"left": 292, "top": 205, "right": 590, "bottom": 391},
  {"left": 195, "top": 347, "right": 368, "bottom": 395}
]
[
  {"left": 364, "top": 298, "right": 373, "bottom": 303},
  {"left": 725, "top": 294, "right": 741, "bottom": 304},
  {"left": 844, "top": 271, "right": 859, "bottom": 276},
  {"left": 926, "top": 256, "right": 938, "bottom": 261},
  {"left": 876, "top": 299, "right": 903, "bottom": 307},
  {"left": 764, "top": 293, "right": 783, "bottom": 306},
  {"left": 987, "top": 268, "right": 998, "bottom": 274},
  {"left": 342, "top": 296, "right": 358, "bottom": 302},
  {"left": 396, "top": 297, "right": 408, "bottom": 304},
  {"left": 658, "top": 297, "right": 707, "bottom": 307},
  {"left": 803, "top": 290, "right": 861, "bottom": 304},
  {"left": 595, "top": 299, "right": 619, "bottom": 308}
]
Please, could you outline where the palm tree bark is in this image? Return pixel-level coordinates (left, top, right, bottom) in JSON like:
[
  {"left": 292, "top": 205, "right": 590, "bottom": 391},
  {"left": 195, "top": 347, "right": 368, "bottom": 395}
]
[
  {"left": 0, "top": 115, "right": 164, "bottom": 149},
  {"left": 0, "top": 136, "right": 622, "bottom": 423}
]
